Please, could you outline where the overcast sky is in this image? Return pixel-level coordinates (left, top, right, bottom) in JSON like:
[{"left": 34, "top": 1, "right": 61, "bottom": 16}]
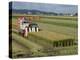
[{"left": 10, "top": 1, "right": 78, "bottom": 14}]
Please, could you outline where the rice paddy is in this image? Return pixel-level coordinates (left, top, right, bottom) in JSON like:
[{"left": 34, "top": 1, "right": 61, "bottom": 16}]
[{"left": 9, "top": 15, "right": 78, "bottom": 58}]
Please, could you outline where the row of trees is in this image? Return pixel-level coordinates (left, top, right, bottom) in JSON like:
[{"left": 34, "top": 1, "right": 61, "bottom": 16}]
[{"left": 11, "top": 9, "right": 78, "bottom": 16}]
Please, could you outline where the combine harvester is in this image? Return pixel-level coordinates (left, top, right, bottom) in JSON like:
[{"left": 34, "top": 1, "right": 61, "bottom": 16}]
[{"left": 17, "top": 16, "right": 39, "bottom": 37}]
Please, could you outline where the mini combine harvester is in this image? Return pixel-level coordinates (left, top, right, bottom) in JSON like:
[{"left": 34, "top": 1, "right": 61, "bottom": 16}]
[{"left": 17, "top": 16, "right": 39, "bottom": 37}]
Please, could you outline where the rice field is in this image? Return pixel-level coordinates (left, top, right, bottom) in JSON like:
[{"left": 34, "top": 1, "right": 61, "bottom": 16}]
[{"left": 9, "top": 15, "right": 78, "bottom": 58}]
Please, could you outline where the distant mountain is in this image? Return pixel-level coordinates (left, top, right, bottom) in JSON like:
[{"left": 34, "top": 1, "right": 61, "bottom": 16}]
[
  {"left": 9, "top": 9, "right": 58, "bottom": 15},
  {"left": 11, "top": 9, "right": 41, "bottom": 14}
]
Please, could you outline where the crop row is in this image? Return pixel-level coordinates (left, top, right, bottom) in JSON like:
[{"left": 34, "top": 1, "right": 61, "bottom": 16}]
[{"left": 34, "top": 18, "right": 77, "bottom": 28}]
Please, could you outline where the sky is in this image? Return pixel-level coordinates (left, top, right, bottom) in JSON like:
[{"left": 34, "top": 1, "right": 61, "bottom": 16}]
[{"left": 10, "top": 1, "right": 78, "bottom": 14}]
